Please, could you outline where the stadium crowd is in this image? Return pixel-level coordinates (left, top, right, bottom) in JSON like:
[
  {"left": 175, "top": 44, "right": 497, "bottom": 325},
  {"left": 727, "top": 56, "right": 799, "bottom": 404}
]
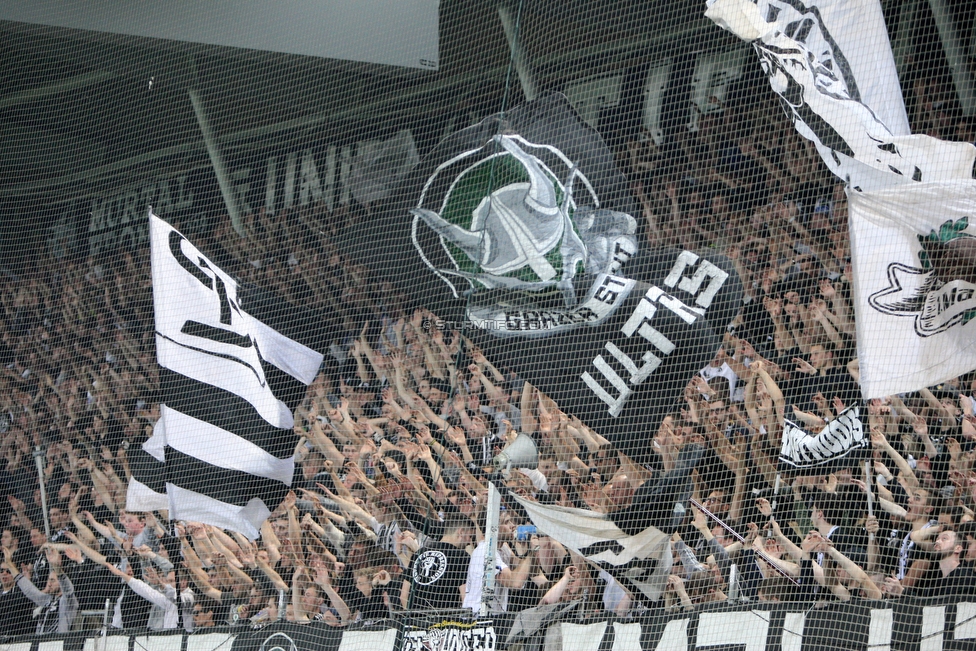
[{"left": 1, "top": 84, "right": 976, "bottom": 637}]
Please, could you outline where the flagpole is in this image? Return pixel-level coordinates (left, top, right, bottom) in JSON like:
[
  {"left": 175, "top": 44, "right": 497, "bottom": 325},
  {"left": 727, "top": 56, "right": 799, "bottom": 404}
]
[
  {"left": 862, "top": 460, "right": 875, "bottom": 546},
  {"left": 32, "top": 445, "right": 52, "bottom": 540},
  {"left": 480, "top": 482, "right": 501, "bottom": 617},
  {"left": 689, "top": 497, "right": 800, "bottom": 586},
  {"left": 771, "top": 473, "right": 781, "bottom": 514}
]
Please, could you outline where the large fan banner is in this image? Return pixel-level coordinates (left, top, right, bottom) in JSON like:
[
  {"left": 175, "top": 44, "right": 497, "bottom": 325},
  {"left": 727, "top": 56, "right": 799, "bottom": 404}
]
[{"left": 351, "top": 92, "right": 743, "bottom": 463}]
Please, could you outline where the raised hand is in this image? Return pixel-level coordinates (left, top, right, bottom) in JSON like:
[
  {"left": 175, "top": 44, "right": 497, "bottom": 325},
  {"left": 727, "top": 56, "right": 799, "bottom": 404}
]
[
  {"left": 819, "top": 279, "right": 836, "bottom": 300},
  {"left": 865, "top": 515, "right": 880, "bottom": 536},
  {"left": 869, "top": 427, "right": 889, "bottom": 450},
  {"left": 134, "top": 545, "right": 155, "bottom": 559},
  {"left": 793, "top": 357, "right": 816, "bottom": 375},
  {"left": 44, "top": 546, "right": 61, "bottom": 568},
  {"left": 832, "top": 396, "right": 846, "bottom": 414},
  {"left": 756, "top": 497, "right": 772, "bottom": 517},
  {"left": 745, "top": 522, "right": 760, "bottom": 545},
  {"left": 911, "top": 415, "right": 928, "bottom": 437}
]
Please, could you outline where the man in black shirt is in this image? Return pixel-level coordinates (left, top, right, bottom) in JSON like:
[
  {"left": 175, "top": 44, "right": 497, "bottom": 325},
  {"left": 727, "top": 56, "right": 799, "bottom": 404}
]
[
  {"left": 890, "top": 528, "right": 976, "bottom": 598},
  {"left": 789, "top": 343, "right": 858, "bottom": 413},
  {"left": 809, "top": 493, "right": 865, "bottom": 566},
  {"left": 402, "top": 514, "right": 474, "bottom": 611}
]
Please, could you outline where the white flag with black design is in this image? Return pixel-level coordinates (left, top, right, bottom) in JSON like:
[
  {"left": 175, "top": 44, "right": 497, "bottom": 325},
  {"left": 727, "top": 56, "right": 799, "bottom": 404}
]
[
  {"left": 710, "top": 0, "right": 910, "bottom": 136},
  {"left": 128, "top": 212, "right": 324, "bottom": 538},
  {"left": 705, "top": 0, "right": 976, "bottom": 191},
  {"left": 848, "top": 182, "right": 976, "bottom": 398},
  {"left": 779, "top": 405, "right": 868, "bottom": 473},
  {"left": 512, "top": 495, "right": 672, "bottom": 603}
]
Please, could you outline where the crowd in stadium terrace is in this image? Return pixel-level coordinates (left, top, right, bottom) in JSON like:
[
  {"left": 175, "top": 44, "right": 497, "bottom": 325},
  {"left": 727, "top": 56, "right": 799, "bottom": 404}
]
[{"left": 0, "top": 86, "right": 975, "bottom": 636}]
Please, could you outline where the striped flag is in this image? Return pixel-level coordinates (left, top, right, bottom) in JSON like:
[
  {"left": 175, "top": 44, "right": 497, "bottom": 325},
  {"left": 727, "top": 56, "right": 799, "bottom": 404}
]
[
  {"left": 127, "top": 212, "right": 324, "bottom": 538},
  {"left": 511, "top": 494, "right": 673, "bottom": 604}
]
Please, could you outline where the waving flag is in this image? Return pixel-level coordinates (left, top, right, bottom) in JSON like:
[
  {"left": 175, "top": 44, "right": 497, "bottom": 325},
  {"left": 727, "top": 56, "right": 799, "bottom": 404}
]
[
  {"left": 779, "top": 406, "right": 869, "bottom": 474},
  {"left": 704, "top": 0, "right": 975, "bottom": 192},
  {"left": 512, "top": 495, "right": 673, "bottom": 604},
  {"left": 704, "top": 0, "right": 976, "bottom": 397},
  {"left": 127, "top": 212, "right": 324, "bottom": 538}
]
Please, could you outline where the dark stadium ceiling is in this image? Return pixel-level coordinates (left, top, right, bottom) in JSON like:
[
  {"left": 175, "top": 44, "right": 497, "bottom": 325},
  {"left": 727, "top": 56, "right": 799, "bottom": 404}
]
[
  {"left": 0, "top": 0, "right": 742, "bottom": 197},
  {"left": 0, "top": 0, "right": 965, "bottom": 202}
]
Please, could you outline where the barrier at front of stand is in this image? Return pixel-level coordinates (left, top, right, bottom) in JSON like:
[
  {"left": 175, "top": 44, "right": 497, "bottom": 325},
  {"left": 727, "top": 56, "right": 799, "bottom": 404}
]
[{"left": 3, "top": 599, "right": 976, "bottom": 651}]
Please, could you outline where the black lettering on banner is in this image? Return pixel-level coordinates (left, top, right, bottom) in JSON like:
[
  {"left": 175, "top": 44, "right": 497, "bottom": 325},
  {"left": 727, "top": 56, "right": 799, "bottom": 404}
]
[
  {"left": 578, "top": 540, "right": 627, "bottom": 557},
  {"left": 611, "top": 241, "right": 633, "bottom": 269},
  {"left": 594, "top": 275, "right": 629, "bottom": 305},
  {"left": 169, "top": 230, "right": 213, "bottom": 289},
  {"left": 180, "top": 321, "right": 252, "bottom": 348},
  {"left": 168, "top": 231, "right": 242, "bottom": 327}
]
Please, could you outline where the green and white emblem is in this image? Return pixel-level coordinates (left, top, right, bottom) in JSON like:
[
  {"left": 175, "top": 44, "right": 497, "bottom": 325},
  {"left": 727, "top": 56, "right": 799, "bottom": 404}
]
[{"left": 410, "top": 134, "right": 637, "bottom": 308}]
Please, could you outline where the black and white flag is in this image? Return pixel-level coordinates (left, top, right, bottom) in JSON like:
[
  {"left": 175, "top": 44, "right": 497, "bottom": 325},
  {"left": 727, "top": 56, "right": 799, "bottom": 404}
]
[
  {"left": 127, "top": 213, "right": 324, "bottom": 538},
  {"left": 349, "top": 93, "right": 743, "bottom": 464},
  {"left": 127, "top": 422, "right": 169, "bottom": 512},
  {"left": 779, "top": 405, "right": 868, "bottom": 474},
  {"left": 512, "top": 495, "right": 672, "bottom": 604},
  {"left": 849, "top": 182, "right": 976, "bottom": 397},
  {"left": 706, "top": 0, "right": 976, "bottom": 397},
  {"left": 705, "top": 0, "right": 976, "bottom": 192}
]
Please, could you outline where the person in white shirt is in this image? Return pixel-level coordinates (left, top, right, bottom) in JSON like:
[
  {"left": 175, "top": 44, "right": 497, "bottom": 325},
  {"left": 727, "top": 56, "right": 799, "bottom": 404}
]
[
  {"left": 463, "top": 513, "right": 537, "bottom": 613},
  {"left": 105, "top": 561, "right": 179, "bottom": 630}
]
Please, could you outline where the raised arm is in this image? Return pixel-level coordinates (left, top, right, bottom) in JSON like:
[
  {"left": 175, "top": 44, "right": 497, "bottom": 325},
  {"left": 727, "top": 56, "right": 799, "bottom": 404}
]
[
  {"left": 755, "top": 363, "right": 786, "bottom": 431},
  {"left": 253, "top": 522, "right": 279, "bottom": 568},
  {"left": 919, "top": 387, "right": 956, "bottom": 422},
  {"left": 64, "top": 531, "right": 108, "bottom": 565},
  {"left": 825, "top": 542, "right": 881, "bottom": 599},
  {"left": 291, "top": 567, "right": 312, "bottom": 623},
  {"left": 868, "top": 425, "right": 919, "bottom": 494},
  {"left": 255, "top": 550, "right": 289, "bottom": 592},
  {"left": 68, "top": 490, "right": 98, "bottom": 547},
  {"left": 311, "top": 560, "right": 351, "bottom": 623}
]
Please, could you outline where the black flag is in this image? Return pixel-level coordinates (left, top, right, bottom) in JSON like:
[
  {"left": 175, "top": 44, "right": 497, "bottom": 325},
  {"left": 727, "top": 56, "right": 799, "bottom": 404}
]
[{"left": 349, "top": 92, "right": 742, "bottom": 463}]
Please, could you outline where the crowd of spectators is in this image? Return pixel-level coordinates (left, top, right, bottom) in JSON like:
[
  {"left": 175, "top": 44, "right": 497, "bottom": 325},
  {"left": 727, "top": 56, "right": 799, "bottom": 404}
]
[{"left": 1, "top": 82, "right": 976, "bottom": 638}]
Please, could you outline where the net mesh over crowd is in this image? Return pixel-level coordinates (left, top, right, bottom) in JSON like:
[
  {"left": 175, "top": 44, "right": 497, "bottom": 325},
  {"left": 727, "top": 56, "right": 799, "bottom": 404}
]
[{"left": 1, "top": 0, "right": 976, "bottom": 649}]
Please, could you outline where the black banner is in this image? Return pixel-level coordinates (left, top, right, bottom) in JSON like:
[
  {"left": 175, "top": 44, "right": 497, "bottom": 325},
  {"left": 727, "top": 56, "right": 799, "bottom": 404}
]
[{"left": 348, "top": 92, "right": 743, "bottom": 463}]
